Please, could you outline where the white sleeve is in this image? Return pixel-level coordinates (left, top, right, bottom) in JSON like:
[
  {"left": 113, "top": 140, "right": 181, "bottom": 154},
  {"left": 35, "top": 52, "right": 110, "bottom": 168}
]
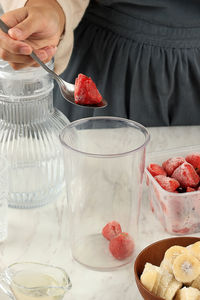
[
  {"left": 54, "top": 0, "right": 90, "bottom": 74},
  {"left": 1, "top": 0, "right": 90, "bottom": 74},
  {"left": 1, "top": 0, "right": 27, "bottom": 11}
]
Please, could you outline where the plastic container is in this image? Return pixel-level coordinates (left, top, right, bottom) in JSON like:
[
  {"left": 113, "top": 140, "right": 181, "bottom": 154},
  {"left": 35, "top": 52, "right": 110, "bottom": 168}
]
[
  {"left": 60, "top": 116, "right": 150, "bottom": 271},
  {"left": 145, "top": 145, "right": 200, "bottom": 235},
  {"left": 0, "top": 60, "right": 69, "bottom": 208}
]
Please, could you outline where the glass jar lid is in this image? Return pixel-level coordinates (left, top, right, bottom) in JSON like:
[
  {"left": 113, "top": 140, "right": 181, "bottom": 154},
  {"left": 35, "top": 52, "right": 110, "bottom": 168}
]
[{"left": 0, "top": 60, "right": 54, "bottom": 99}]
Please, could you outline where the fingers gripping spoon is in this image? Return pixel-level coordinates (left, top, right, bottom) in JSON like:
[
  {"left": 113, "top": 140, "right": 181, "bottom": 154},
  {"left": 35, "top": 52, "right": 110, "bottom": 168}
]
[{"left": 0, "top": 19, "right": 107, "bottom": 108}]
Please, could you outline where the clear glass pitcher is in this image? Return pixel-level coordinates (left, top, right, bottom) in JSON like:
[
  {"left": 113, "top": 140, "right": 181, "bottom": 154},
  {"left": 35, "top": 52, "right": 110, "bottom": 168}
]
[
  {"left": 0, "top": 262, "right": 72, "bottom": 300},
  {"left": 0, "top": 156, "right": 8, "bottom": 242},
  {"left": 60, "top": 116, "right": 150, "bottom": 271},
  {"left": 0, "top": 60, "right": 69, "bottom": 208}
]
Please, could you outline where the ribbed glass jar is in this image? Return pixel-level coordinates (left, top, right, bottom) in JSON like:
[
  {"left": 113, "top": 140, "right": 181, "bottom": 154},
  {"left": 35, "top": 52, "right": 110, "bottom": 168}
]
[{"left": 0, "top": 60, "right": 69, "bottom": 208}]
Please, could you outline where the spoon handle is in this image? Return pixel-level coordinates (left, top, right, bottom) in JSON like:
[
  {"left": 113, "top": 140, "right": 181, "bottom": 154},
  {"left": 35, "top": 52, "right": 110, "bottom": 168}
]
[
  {"left": 0, "top": 19, "right": 62, "bottom": 83},
  {"left": 0, "top": 19, "right": 9, "bottom": 33},
  {"left": 29, "top": 51, "right": 62, "bottom": 83}
]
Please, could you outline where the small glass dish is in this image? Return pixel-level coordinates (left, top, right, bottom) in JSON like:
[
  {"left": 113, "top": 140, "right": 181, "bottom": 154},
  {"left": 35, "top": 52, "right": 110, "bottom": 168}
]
[
  {"left": 145, "top": 145, "right": 200, "bottom": 235},
  {"left": 0, "top": 262, "right": 72, "bottom": 300}
]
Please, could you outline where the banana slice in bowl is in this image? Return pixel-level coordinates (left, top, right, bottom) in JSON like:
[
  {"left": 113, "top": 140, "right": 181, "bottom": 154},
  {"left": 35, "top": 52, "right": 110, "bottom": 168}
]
[{"left": 172, "top": 254, "right": 200, "bottom": 283}]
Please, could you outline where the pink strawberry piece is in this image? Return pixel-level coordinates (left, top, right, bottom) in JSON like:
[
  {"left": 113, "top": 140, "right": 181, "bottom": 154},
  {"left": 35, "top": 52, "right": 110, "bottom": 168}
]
[
  {"left": 154, "top": 175, "right": 180, "bottom": 192},
  {"left": 186, "top": 187, "right": 196, "bottom": 192},
  {"left": 102, "top": 221, "right": 122, "bottom": 241},
  {"left": 109, "top": 232, "right": 134, "bottom": 260},
  {"left": 171, "top": 162, "right": 200, "bottom": 188},
  {"left": 147, "top": 163, "right": 167, "bottom": 177},
  {"left": 185, "top": 153, "right": 200, "bottom": 175},
  {"left": 162, "top": 157, "right": 185, "bottom": 176},
  {"left": 74, "top": 73, "right": 102, "bottom": 105}
]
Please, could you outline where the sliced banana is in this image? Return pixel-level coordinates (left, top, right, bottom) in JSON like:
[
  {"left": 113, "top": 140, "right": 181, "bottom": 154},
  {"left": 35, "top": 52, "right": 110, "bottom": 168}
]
[
  {"left": 186, "top": 244, "right": 192, "bottom": 251},
  {"left": 140, "top": 263, "right": 160, "bottom": 292},
  {"left": 161, "top": 246, "right": 188, "bottom": 274},
  {"left": 152, "top": 270, "right": 162, "bottom": 295},
  {"left": 160, "top": 259, "right": 172, "bottom": 273},
  {"left": 191, "top": 274, "right": 200, "bottom": 290},
  {"left": 140, "top": 242, "right": 200, "bottom": 299},
  {"left": 174, "top": 286, "right": 200, "bottom": 300},
  {"left": 188, "top": 242, "right": 200, "bottom": 261},
  {"left": 172, "top": 253, "right": 200, "bottom": 283},
  {"left": 164, "top": 279, "right": 182, "bottom": 300},
  {"left": 143, "top": 262, "right": 157, "bottom": 271},
  {"left": 141, "top": 262, "right": 181, "bottom": 299},
  {"left": 165, "top": 246, "right": 188, "bottom": 261},
  {"left": 156, "top": 270, "right": 173, "bottom": 298}
]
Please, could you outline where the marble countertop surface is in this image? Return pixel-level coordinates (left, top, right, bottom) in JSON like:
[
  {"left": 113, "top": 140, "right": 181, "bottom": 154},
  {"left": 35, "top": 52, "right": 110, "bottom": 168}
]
[{"left": 0, "top": 125, "right": 200, "bottom": 300}]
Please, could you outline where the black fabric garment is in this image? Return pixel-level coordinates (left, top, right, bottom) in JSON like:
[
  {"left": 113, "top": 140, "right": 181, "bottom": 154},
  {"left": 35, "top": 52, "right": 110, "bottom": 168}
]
[
  {"left": 54, "top": 0, "right": 200, "bottom": 126},
  {"left": 98, "top": 0, "right": 200, "bottom": 27}
]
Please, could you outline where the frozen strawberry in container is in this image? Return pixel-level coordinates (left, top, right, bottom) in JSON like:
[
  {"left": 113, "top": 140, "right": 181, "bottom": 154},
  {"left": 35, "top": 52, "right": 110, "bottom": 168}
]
[
  {"left": 185, "top": 153, "right": 200, "bottom": 175},
  {"left": 145, "top": 145, "right": 200, "bottom": 235}
]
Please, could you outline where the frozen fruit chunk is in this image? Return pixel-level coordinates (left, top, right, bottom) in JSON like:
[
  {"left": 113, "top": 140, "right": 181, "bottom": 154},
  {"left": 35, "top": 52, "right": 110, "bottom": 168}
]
[
  {"left": 185, "top": 153, "right": 200, "bottom": 175},
  {"left": 176, "top": 186, "right": 187, "bottom": 193},
  {"left": 109, "top": 232, "right": 134, "bottom": 260},
  {"left": 186, "top": 187, "right": 196, "bottom": 192},
  {"left": 171, "top": 162, "right": 200, "bottom": 188},
  {"left": 102, "top": 221, "right": 122, "bottom": 241},
  {"left": 162, "top": 157, "right": 185, "bottom": 176},
  {"left": 154, "top": 175, "right": 180, "bottom": 192},
  {"left": 147, "top": 163, "right": 167, "bottom": 177},
  {"left": 74, "top": 73, "right": 102, "bottom": 105}
]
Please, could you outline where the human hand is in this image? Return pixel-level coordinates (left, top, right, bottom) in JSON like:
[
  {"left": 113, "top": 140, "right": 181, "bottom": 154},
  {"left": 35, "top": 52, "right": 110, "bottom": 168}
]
[{"left": 0, "top": 0, "right": 65, "bottom": 70}]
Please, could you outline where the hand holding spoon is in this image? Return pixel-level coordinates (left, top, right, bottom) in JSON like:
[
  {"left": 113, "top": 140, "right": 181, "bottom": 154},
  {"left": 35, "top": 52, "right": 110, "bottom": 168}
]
[{"left": 0, "top": 19, "right": 107, "bottom": 109}]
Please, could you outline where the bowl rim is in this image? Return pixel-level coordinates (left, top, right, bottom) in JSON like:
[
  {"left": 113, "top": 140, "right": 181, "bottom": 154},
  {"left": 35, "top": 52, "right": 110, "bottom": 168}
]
[{"left": 134, "top": 236, "right": 200, "bottom": 299}]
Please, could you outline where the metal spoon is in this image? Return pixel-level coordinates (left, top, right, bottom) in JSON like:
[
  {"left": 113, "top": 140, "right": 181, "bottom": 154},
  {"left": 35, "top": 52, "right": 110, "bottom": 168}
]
[{"left": 0, "top": 19, "right": 107, "bottom": 109}]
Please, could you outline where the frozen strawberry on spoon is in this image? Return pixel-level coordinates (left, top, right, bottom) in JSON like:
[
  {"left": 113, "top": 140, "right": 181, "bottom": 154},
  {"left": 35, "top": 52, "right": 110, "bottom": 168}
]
[
  {"left": 74, "top": 74, "right": 105, "bottom": 107},
  {"left": 0, "top": 19, "right": 108, "bottom": 109}
]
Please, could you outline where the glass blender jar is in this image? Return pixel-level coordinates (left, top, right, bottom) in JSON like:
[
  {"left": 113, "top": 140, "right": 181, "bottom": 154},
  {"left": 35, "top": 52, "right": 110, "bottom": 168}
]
[
  {"left": 0, "top": 60, "right": 69, "bottom": 208},
  {"left": 60, "top": 116, "right": 150, "bottom": 271}
]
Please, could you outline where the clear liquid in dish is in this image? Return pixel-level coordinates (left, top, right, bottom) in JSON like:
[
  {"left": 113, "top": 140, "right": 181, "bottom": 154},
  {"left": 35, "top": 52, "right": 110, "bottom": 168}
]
[{"left": 11, "top": 270, "right": 66, "bottom": 300}]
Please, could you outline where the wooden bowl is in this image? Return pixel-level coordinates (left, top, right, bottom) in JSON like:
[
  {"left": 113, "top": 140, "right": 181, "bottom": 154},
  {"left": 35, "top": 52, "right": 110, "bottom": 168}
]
[{"left": 134, "top": 237, "right": 200, "bottom": 300}]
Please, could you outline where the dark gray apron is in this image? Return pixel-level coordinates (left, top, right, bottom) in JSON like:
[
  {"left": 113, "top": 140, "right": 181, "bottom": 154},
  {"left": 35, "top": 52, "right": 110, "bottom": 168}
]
[{"left": 54, "top": 0, "right": 200, "bottom": 126}]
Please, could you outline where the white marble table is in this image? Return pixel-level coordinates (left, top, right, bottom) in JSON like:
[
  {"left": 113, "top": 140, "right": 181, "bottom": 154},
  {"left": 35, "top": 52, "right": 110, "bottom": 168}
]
[{"left": 0, "top": 125, "right": 200, "bottom": 300}]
